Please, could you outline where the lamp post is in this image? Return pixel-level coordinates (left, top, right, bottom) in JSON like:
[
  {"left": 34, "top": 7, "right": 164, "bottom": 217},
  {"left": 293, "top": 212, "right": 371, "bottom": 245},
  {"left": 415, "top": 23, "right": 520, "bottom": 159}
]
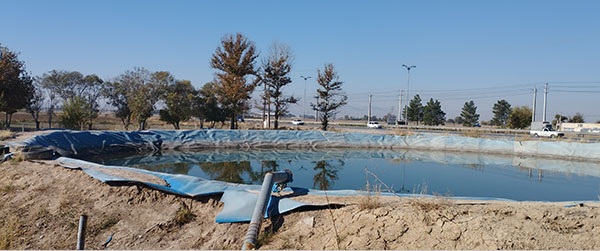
[
  {"left": 402, "top": 64, "right": 416, "bottom": 125},
  {"left": 300, "top": 75, "right": 311, "bottom": 119}
]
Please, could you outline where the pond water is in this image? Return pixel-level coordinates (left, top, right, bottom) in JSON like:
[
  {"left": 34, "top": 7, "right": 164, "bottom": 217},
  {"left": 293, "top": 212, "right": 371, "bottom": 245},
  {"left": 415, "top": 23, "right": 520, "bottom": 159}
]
[{"left": 82, "top": 149, "right": 600, "bottom": 202}]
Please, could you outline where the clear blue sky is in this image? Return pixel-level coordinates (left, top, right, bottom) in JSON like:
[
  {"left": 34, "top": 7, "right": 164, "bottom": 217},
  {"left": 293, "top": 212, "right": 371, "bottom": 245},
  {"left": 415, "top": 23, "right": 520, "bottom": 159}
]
[{"left": 4, "top": 0, "right": 600, "bottom": 122}]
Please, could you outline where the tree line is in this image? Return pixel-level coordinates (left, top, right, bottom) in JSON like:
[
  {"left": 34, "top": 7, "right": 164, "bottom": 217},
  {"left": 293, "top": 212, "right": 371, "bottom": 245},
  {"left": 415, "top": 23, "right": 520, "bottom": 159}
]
[
  {"left": 401, "top": 94, "right": 586, "bottom": 129},
  {"left": 1, "top": 35, "right": 588, "bottom": 132},
  {"left": 0, "top": 33, "right": 348, "bottom": 131}
]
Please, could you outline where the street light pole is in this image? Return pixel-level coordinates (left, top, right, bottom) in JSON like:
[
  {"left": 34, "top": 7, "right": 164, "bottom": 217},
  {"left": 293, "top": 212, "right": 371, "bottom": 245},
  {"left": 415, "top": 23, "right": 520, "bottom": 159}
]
[
  {"left": 402, "top": 64, "right": 416, "bottom": 125},
  {"left": 300, "top": 75, "right": 311, "bottom": 119}
]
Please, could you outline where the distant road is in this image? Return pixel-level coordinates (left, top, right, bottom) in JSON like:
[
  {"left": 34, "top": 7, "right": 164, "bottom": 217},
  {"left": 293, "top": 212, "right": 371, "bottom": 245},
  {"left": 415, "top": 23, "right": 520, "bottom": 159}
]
[{"left": 272, "top": 118, "right": 600, "bottom": 143}]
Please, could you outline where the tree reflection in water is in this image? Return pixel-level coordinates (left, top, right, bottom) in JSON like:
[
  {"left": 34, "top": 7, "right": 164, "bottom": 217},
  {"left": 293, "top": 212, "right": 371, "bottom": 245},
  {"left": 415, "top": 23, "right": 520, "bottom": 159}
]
[
  {"left": 312, "top": 160, "right": 344, "bottom": 190},
  {"left": 136, "top": 162, "right": 193, "bottom": 175},
  {"left": 248, "top": 160, "right": 279, "bottom": 183},
  {"left": 199, "top": 161, "right": 252, "bottom": 184}
]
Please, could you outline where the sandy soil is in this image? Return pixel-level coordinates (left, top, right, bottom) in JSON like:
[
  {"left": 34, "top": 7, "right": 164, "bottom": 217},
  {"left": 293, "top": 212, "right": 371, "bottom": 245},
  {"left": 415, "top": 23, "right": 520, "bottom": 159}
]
[{"left": 2, "top": 132, "right": 600, "bottom": 250}]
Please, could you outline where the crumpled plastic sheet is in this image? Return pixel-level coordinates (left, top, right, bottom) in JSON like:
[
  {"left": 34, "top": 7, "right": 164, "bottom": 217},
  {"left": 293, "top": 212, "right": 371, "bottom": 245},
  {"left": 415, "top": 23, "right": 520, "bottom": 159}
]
[
  {"left": 56, "top": 157, "right": 316, "bottom": 223},
  {"left": 13, "top": 129, "right": 600, "bottom": 161},
  {"left": 56, "top": 157, "right": 517, "bottom": 223}
]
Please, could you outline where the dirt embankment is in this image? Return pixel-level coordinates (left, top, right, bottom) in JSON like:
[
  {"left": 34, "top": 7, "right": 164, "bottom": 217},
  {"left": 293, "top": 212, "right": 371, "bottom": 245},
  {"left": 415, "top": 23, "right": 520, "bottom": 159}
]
[{"left": 1, "top": 159, "right": 600, "bottom": 250}]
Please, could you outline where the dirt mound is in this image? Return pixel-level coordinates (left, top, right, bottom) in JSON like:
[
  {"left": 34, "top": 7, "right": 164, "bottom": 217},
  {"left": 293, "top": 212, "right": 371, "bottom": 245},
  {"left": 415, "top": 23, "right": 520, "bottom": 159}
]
[
  {"left": 2, "top": 159, "right": 600, "bottom": 250},
  {"left": 0, "top": 160, "right": 247, "bottom": 249}
]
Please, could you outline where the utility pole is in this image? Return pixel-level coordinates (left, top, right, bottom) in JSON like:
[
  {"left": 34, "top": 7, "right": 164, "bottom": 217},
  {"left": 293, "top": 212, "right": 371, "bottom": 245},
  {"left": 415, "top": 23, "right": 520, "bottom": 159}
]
[
  {"left": 300, "top": 75, "right": 311, "bottom": 119},
  {"left": 368, "top": 94, "right": 372, "bottom": 122},
  {"left": 262, "top": 82, "right": 267, "bottom": 128},
  {"left": 315, "top": 96, "right": 319, "bottom": 122},
  {"left": 402, "top": 64, "right": 416, "bottom": 125},
  {"left": 532, "top": 87, "right": 537, "bottom": 122},
  {"left": 543, "top": 82, "right": 548, "bottom": 122},
  {"left": 396, "top": 90, "right": 403, "bottom": 125}
]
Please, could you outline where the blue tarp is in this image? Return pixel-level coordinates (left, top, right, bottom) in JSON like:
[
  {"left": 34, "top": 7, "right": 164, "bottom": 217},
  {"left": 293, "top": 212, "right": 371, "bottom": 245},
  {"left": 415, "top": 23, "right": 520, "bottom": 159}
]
[
  {"left": 13, "top": 129, "right": 600, "bottom": 161},
  {"left": 56, "top": 157, "right": 406, "bottom": 222},
  {"left": 56, "top": 156, "right": 514, "bottom": 223}
]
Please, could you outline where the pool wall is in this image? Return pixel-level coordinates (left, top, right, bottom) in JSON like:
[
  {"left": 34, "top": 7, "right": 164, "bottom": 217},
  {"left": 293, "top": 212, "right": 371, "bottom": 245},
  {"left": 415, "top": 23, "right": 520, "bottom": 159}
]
[{"left": 14, "top": 129, "right": 600, "bottom": 161}]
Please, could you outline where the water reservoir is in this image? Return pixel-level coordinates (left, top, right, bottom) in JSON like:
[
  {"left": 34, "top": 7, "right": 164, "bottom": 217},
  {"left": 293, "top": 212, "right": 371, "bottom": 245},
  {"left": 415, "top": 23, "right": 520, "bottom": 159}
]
[{"left": 82, "top": 149, "right": 600, "bottom": 202}]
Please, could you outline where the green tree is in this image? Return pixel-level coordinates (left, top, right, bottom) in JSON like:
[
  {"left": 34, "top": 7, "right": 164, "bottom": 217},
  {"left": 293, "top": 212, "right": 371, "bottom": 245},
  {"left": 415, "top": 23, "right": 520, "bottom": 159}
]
[
  {"left": 491, "top": 99, "right": 512, "bottom": 127},
  {"left": 552, "top": 114, "right": 568, "bottom": 127},
  {"left": 81, "top": 74, "right": 104, "bottom": 129},
  {"left": 454, "top": 116, "right": 464, "bottom": 125},
  {"left": 569, "top": 112, "right": 585, "bottom": 123},
  {"left": 103, "top": 79, "right": 133, "bottom": 130},
  {"left": 312, "top": 64, "right": 348, "bottom": 131},
  {"left": 406, "top": 94, "right": 423, "bottom": 125},
  {"left": 0, "top": 45, "right": 34, "bottom": 128},
  {"left": 39, "top": 70, "right": 104, "bottom": 130},
  {"left": 460, "top": 100, "right": 479, "bottom": 127},
  {"left": 422, "top": 98, "right": 445, "bottom": 126},
  {"left": 159, "top": 80, "right": 197, "bottom": 129},
  {"left": 196, "top": 82, "right": 227, "bottom": 128},
  {"left": 105, "top": 67, "right": 168, "bottom": 130},
  {"left": 261, "top": 42, "right": 297, "bottom": 129},
  {"left": 507, "top": 106, "right": 532, "bottom": 129},
  {"left": 132, "top": 71, "right": 171, "bottom": 130},
  {"left": 210, "top": 33, "right": 259, "bottom": 129},
  {"left": 60, "top": 96, "right": 91, "bottom": 130}
]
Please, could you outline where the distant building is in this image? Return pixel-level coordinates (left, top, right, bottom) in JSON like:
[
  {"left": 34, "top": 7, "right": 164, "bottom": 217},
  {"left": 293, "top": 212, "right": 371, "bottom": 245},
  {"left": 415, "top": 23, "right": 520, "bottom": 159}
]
[{"left": 558, "top": 123, "right": 600, "bottom": 134}]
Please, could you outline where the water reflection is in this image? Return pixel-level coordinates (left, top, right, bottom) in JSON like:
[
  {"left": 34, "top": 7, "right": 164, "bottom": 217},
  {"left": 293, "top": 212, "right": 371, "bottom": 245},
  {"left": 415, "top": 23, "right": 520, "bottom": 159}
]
[
  {"left": 80, "top": 149, "right": 600, "bottom": 201},
  {"left": 199, "top": 161, "right": 252, "bottom": 184},
  {"left": 249, "top": 160, "right": 280, "bottom": 183},
  {"left": 312, "top": 160, "right": 343, "bottom": 190}
]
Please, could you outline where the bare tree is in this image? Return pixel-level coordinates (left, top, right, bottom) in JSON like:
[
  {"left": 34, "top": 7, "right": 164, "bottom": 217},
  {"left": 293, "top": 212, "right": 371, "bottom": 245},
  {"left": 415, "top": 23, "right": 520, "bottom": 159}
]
[
  {"left": 26, "top": 81, "right": 44, "bottom": 130},
  {"left": 261, "top": 42, "right": 297, "bottom": 129}
]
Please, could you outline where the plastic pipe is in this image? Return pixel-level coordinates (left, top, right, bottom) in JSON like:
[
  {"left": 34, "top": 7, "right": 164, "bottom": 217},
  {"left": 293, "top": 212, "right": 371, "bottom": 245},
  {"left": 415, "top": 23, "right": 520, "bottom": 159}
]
[
  {"left": 242, "top": 170, "right": 292, "bottom": 250},
  {"left": 77, "top": 215, "right": 87, "bottom": 250}
]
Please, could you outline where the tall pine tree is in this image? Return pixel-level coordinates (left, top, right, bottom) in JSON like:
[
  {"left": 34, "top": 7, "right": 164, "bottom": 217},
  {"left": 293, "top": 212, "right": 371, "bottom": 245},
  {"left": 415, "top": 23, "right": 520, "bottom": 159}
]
[
  {"left": 422, "top": 98, "right": 445, "bottom": 126},
  {"left": 491, "top": 99, "right": 511, "bottom": 127},
  {"left": 460, "top": 100, "right": 480, "bottom": 127}
]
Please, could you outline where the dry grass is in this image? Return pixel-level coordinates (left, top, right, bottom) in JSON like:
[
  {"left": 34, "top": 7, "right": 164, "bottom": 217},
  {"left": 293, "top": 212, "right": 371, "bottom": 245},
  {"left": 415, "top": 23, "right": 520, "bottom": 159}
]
[
  {"left": 256, "top": 228, "right": 276, "bottom": 248},
  {"left": 0, "top": 130, "right": 14, "bottom": 141},
  {"left": 389, "top": 128, "right": 414, "bottom": 136},
  {"left": 99, "top": 216, "right": 120, "bottom": 230},
  {"left": 173, "top": 201, "right": 195, "bottom": 226},
  {"left": 0, "top": 217, "right": 20, "bottom": 249},
  {"left": 408, "top": 183, "right": 454, "bottom": 212},
  {"left": 461, "top": 129, "right": 483, "bottom": 138},
  {"left": 9, "top": 152, "right": 25, "bottom": 162},
  {"left": 514, "top": 134, "right": 531, "bottom": 142},
  {"left": 358, "top": 183, "right": 382, "bottom": 210},
  {"left": 275, "top": 235, "right": 296, "bottom": 250},
  {"left": 409, "top": 195, "right": 453, "bottom": 212},
  {"left": 0, "top": 184, "right": 18, "bottom": 194}
]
